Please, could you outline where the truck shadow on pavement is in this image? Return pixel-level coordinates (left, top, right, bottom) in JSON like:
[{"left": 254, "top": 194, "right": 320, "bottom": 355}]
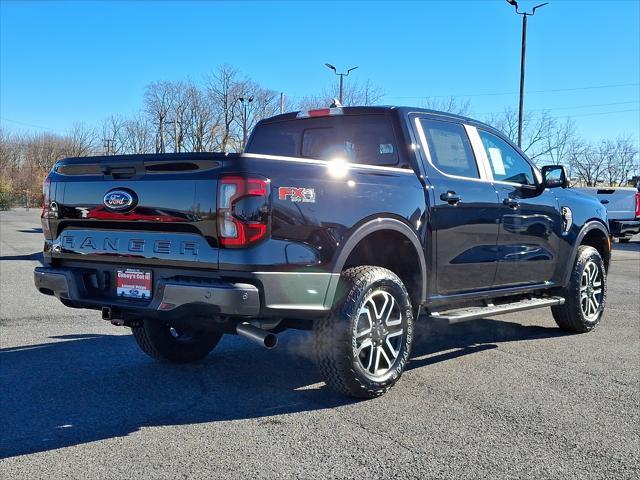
[
  {"left": 0, "top": 317, "right": 567, "bottom": 459},
  {"left": 0, "top": 251, "right": 43, "bottom": 263}
]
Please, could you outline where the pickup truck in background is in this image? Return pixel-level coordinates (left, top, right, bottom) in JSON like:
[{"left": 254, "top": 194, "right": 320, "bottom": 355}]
[
  {"left": 35, "top": 106, "right": 612, "bottom": 398},
  {"left": 573, "top": 186, "right": 640, "bottom": 243}
]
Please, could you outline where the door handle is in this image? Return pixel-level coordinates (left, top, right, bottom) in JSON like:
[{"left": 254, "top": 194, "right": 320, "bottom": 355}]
[
  {"left": 503, "top": 197, "right": 519, "bottom": 209},
  {"left": 440, "top": 191, "right": 461, "bottom": 205}
]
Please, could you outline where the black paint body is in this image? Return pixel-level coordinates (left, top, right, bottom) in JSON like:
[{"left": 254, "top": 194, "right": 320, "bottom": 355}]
[{"left": 36, "top": 107, "right": 610, "bottom": 322}]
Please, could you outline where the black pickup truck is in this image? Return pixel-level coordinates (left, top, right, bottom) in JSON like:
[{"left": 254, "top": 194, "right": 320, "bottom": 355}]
[{"left": 35, "top": 106, "right": 611, "bottom": 398}]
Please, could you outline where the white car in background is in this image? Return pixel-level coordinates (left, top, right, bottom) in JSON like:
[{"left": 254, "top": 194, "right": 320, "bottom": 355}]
[{"left": 574, "top": 185, "right": 640, "bottom": 243}]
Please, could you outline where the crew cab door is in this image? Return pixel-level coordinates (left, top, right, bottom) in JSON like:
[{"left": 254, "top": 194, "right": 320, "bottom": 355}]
[
  {"left": 414, "top": 117, "right": 501, "bottom": 295},
  {"left": 474, "top": 128, "right": 562, "bottom": 287}
]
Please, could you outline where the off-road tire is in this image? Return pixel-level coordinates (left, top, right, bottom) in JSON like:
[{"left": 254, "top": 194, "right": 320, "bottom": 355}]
[
  {"left": 314, "top": 266, "right": 414, "bottom": 399},
  {"left": 552, "top": 245, "right": 607, "bottom": 333},
  {"left": 132, "top": 319, "right": 222, "bottom": 363}
]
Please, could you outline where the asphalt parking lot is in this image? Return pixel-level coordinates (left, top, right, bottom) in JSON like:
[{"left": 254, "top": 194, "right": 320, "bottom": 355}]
[{"left": 0, "top": 209, "right": 638, "bottom": 479}]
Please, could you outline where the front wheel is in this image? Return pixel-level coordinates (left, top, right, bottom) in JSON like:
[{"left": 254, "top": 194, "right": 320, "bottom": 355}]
[
  {"left": 552, "top": 245, "right": 607, "bottom": 333},
  {"left": 314, "top": 266, "right": 414, "bottom": 399},
  {"left": 132, "top": 319, "right": 222, "bottom": 363}
]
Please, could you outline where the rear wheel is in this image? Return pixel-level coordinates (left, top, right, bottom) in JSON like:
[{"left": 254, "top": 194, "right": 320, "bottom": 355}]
[
  {"left": 132, "top": 319, "right": 222, "bottom": 363},
  {"left": 552, "top": 246, "right": 606, "bottom": 333},
  {"left": 314, "top": 266, "right": 414, "bottom": 399}
]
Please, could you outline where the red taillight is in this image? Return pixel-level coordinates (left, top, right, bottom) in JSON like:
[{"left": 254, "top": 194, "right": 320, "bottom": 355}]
[
  {"left": 217, "top": 175, "right": 269, "bottom": 248},
  {"left": 635, "top": 191, "right": 640, "bottom": 219},
  {"left": 41, "top": 176, "right": 52, "bottom": 238}
]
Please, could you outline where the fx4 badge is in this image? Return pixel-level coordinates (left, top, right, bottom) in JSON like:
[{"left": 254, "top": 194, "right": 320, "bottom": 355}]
[{"left": 278, "top": 187, "right": 316, "bottom": 203}]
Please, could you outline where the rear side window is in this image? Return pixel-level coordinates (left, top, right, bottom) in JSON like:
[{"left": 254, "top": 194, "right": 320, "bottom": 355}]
[
  {"left": 418, "top": 119, "right": 479, "bottom": 179},
  {"left": 246, "top": 114, "right": 399, "bottom": 166}
]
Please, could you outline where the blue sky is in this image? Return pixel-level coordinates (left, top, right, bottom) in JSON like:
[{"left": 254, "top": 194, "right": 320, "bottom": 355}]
[{"left": 1, "top": 0, "right": 639, "bottom": 145}]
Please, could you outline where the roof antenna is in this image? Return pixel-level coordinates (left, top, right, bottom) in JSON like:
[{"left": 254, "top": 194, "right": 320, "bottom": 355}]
[{"left": 329, "top": 98, "right": 343, "bottom": 108}]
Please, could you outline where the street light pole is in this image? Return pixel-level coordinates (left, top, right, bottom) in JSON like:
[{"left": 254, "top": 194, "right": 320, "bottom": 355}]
[
  {"left": 324, "top": 64, "right": 359, "bottom": 105},
  {"left": 238, "top": 96, "right": 254, "bottom": 149},
  {"left": 506, "top": 1, "right": 548, "bottom": 148},
  {"left": 518, "top": 12, "right": 527, "bottom": 149}
]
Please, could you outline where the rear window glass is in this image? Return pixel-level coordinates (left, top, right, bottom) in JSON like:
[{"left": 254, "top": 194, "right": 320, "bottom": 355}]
[{"left": 246, "top": 114, "right": 399, "bottom": 166}]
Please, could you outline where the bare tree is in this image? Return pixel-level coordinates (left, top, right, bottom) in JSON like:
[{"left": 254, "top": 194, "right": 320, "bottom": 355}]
[
  {"left": 234, "top": 82, "right": 280, "bottom": 150},
  {"left": 567, "top": 139, "right": 607, "bottom": 186},
  {"left": 207, "top": 65, "right": 242, "bottom": 153},
  {"left": 422, "top": 96, "right": 472, "bottom": 116},
  {"left": 0, "top": 128, "right": 21, "bottom": 174},
  {"left": 101, "top": 115, "right": 126, "bottom": 155},
  {"left": 144, "top": 81, "right": 173, "bottom": 153},
  {"left": 121, "top": 115, "right": 154, "bottom": 154},
  {"left": 543, "top": 117, "right": 575, "bottom": 166},
  {"left": 603, "top": 136, "right": 639, "bottom": 186},
  {"left": 183, "top": 83, "right": 216, "bottom": 152},
  {"left": 486, "top": 108, "right": 575, "bottom": 166},
  {"left": 67, "top": 123, "right": 98, "bottom": 157},
  {"left": 164, "top": 81, "right": 190, "bottom": 153},
  {"left": 298, "top": 79, "right": 385, "bottom": 110}
]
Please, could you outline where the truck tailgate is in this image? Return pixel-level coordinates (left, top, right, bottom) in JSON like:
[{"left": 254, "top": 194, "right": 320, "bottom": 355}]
[
  {"left": 575, "top": 187, "right": 638, "bottom": 221},
  {"left": 47, "top": 154, "right": 231, "bottom": 269}
]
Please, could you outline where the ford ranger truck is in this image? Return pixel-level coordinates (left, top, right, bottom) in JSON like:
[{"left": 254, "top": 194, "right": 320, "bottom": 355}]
[{"left": 35, "top": 106, "right": 611, "bottom": 398}]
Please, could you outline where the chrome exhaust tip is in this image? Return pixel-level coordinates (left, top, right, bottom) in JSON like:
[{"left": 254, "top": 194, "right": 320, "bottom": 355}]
[{"left": 235, "top": 322, "right": 278, "bottom": 349}]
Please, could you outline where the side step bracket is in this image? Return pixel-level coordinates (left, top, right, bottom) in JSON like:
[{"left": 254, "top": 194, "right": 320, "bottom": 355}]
[{"left": 427, "top": 296, "right": 565, "bottom": 324}]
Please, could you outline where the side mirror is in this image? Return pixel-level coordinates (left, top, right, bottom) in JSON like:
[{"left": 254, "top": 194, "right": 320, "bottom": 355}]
[{"left": 541, "top": 165, "right": 569, "bottom": 189}]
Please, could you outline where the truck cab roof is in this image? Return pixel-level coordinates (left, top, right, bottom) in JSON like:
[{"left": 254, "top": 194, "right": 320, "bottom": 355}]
[{"left": 259, "top": 105, "right": 486, "bottom": 128}]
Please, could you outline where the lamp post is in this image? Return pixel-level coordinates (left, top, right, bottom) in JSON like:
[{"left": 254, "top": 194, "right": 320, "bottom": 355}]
[
  {"left": 238, "top": 96, "right": 253, "bottom": 149},
  {"left": 506, "top": 0, "right": 548, "bottom": 148},
  {"left": 324, "top": 64, "right": 358, "bottom": 105}
]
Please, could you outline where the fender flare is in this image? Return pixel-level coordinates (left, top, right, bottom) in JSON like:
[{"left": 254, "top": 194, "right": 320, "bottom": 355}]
[
  {"left": 562, "top": 220, "right": 610, "bottom": 286},
  {"left": 323, "top": 217, "right": 427, "bottom": 308}
]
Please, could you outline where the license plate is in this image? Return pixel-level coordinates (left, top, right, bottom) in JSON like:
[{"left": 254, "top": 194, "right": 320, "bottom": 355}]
[{"left": 116, "top": 268, "right": 152, "bottom": 299}]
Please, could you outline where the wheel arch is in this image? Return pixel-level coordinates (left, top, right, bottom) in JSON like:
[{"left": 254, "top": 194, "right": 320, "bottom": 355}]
[
  {"left": 324, "top": 217, "right": 427, "bottom": 309},
  {"left": 562, "top": 220, "right": 610, "bottom": 286}
]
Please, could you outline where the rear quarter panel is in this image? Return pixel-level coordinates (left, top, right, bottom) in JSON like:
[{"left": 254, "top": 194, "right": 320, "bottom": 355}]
[{"left": 219, "top": 155, "right": 427, "bottom": 274}]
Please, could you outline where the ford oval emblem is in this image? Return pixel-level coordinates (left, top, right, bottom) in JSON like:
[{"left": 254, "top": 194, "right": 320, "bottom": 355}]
[{"left": 103, "top": 189, "right": 135, "bottom": 211}]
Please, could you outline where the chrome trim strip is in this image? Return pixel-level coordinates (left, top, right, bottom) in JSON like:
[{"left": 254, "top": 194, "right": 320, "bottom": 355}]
[
  {"left": 253, "top": 271, "right": 339, "bottom": 276},
  {"left": 242, "top": 153, "right": 414, "bottom": 174},
  {"left": 266, "top": 304, "right": 329, "bottom": 311}
]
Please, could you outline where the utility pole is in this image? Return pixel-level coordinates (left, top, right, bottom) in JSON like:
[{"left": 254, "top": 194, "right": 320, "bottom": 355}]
[
  {"left": 238, "top": 96, "right": 254, "bottom": 149},
  {"left": 103, "top": 138, "right": 114, "bottom": 155},
  {"left": 324, "top": 64, "right": 359, "bottom": 105},
  {"left": 280, "top": 92, "right": 284, "bottom": 114},
  {"left": 506, "top": 1, "right": 548, "bottom": 148}
]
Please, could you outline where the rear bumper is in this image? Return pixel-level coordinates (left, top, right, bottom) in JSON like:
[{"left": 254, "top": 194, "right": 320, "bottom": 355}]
[
  {"left": 609, "top": 219, "right": 640, "bottom": 237},
  {"left": 34, "top": 266, "right": 260, "bottom": 319}
]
